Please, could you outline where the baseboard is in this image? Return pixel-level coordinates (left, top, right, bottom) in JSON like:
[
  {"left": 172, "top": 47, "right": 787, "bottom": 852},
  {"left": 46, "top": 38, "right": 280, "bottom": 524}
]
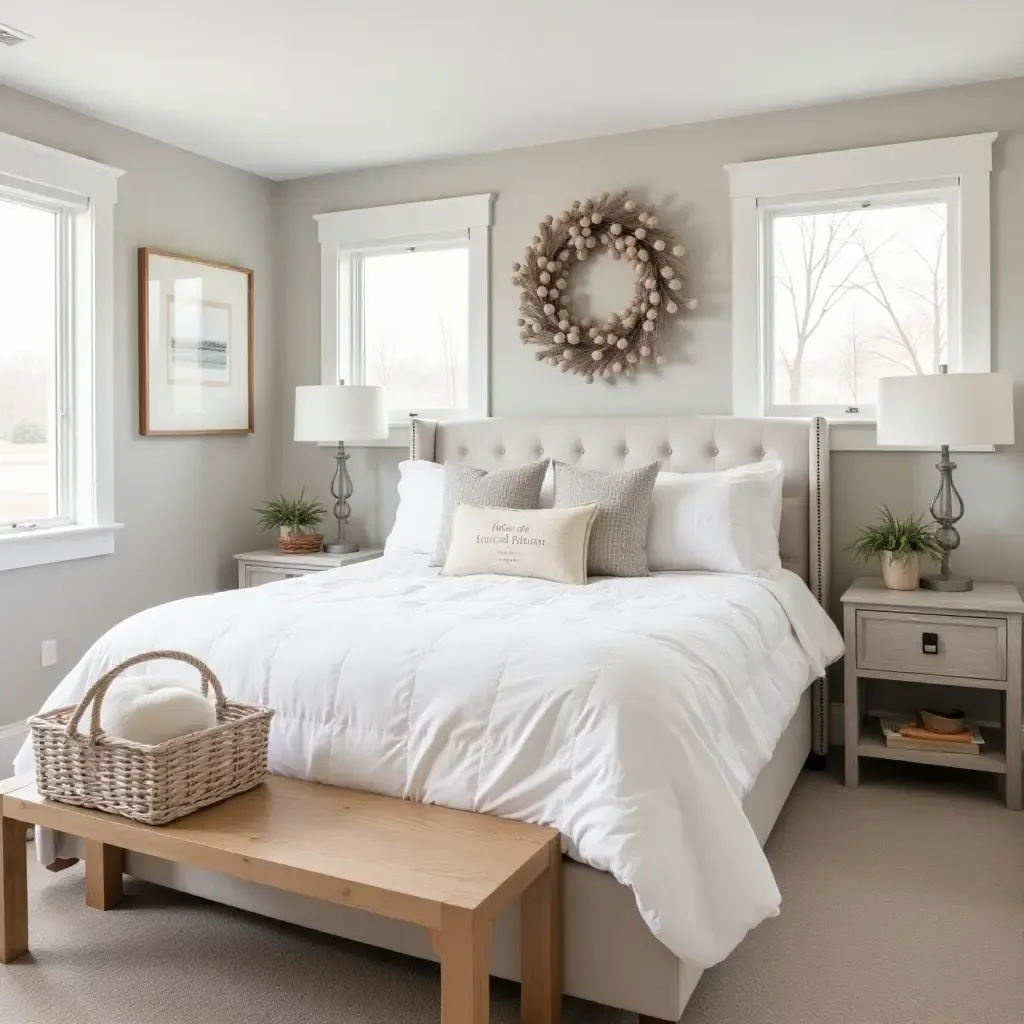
[{"left": 0, "top": 721, "right": 28, "bottom": 773}]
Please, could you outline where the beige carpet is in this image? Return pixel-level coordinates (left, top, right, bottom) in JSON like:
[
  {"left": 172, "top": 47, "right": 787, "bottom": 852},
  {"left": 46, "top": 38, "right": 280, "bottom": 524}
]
[{"left": 3, "top": 761, "right": 1023, "bottom": 1024}]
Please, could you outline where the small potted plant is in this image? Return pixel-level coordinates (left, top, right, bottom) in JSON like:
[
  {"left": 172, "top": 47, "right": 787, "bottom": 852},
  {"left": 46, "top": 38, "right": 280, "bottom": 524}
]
[
  {"left": 851, "top": 507, "right": 944, "bottom": 591},
  {"left": 254, "top": 490, "right": 327, "bottom": 554}
]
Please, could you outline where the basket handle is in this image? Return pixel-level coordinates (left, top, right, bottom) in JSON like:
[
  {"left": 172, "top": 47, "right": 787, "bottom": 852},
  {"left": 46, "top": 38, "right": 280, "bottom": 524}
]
[{"left": 64, "top": 650, "right": 228, "bottom": 744}]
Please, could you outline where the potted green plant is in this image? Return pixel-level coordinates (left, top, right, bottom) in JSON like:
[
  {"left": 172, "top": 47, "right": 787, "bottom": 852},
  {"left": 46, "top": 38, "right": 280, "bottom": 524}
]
[
  {"left": 850, "top": 507, "right": 944, "bottom": 591},
  {"left": 254, "top": 490, "right": 327, "bottom": 554}
]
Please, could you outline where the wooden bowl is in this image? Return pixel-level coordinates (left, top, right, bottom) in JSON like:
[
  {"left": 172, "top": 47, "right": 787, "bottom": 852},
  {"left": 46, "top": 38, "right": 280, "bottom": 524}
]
[{"left": 919, "top": 708, "right": 966, "bottom": 734}]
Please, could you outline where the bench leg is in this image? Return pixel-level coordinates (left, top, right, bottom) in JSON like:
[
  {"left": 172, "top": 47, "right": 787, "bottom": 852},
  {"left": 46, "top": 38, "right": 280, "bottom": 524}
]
[
  {"left": 85, "top": 840, "right": 123, "bottom": 911},
  {"left": 1, "top": 814, "right": 29, "bottom": 963},
  {"left": 521, "top": 838, "right": 562, "bottom": 1024},
  {"left": 439, "top": 906, "right": 491, "bottom": 1024}
]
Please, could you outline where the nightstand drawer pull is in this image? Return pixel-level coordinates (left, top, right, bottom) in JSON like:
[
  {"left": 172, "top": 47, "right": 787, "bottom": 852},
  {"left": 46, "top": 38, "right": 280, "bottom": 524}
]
[{"left": 922, "top": 631, "right": 939, "bottom": 655}]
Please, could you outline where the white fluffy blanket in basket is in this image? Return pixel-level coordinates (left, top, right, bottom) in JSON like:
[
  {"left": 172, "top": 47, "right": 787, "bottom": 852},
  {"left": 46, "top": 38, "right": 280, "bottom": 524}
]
[{"left": 82, "top": 675, "right": 217, "bottom": 745}]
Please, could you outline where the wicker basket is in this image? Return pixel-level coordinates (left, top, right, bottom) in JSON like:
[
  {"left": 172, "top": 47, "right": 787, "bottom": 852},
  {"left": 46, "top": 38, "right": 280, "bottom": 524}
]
[
  {"left": 30, "top": 651, "right": 274, "bottom": 826},
  {"left": 278, "top": 532, "right": 324, "bottom": 554}
]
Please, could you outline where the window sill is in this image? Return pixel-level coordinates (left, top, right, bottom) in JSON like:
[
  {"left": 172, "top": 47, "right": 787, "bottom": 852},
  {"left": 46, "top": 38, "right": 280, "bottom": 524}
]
[{"left": 0, "top": 523, "right": 123, "bottom": 572}]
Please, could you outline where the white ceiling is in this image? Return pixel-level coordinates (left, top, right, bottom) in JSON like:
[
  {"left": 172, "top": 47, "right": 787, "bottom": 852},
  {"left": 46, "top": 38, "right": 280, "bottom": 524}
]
[{"left": 0, "top": 0, "right": 1022, "bottom": 180}]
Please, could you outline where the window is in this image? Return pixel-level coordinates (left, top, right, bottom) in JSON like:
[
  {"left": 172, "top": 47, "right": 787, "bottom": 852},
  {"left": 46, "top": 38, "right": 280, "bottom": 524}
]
[
  {"left": 0, "top": 132, "right": 122, "bottom": 571},
  {"left": 316, "top": 194, "right": 492, "bottom": 439},
  {"left": 728, "top": 134, "right": 994, "bottom": 438},
  {"left": 766, "top": 191, "right": 953, "bottom": 415},
  {"left": 0, "top": 197, "right": 60, "bottom": 527},
  {"left": 360, "top": 243, "right": 469, "bottom": 410}
]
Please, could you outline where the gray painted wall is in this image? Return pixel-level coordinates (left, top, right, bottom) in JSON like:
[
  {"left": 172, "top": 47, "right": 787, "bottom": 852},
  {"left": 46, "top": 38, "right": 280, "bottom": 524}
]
[
  {"left": 0, "top": 85, "right": 276, "bottom": 750},
  {"left": 6, "top": 75, "right": 1024, "bottom": 754}
]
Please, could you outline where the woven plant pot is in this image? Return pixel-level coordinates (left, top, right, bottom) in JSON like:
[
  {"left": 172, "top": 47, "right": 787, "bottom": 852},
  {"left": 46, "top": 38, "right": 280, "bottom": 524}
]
[
  {"left": 30, "top": 651, "right": 274, "bottom": 826},
  {"left": 278, "top": 532, "right": 323, "bottom": 554}
]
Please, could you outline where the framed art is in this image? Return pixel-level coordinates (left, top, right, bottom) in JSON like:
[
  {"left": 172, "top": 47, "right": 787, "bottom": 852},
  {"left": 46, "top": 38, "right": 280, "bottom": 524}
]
[{"left": 138, "top": 248, "right": 254, "bottom": 435}]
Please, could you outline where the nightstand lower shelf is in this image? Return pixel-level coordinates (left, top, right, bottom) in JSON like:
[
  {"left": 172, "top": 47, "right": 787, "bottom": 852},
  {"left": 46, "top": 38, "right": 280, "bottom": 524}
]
[{"left": 857, "top": 726, "right": 1006, "bottom": 774}]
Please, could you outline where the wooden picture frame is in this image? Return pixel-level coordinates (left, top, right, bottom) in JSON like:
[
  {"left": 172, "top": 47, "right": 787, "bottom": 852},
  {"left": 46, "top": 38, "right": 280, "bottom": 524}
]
[{"left": 138, "top": 248, "right": 254, "bottom": 436}]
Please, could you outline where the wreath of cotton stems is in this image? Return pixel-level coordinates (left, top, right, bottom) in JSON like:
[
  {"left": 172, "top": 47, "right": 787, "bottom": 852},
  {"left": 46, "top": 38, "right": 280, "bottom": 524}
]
[{"left": 513, "top": 191, "right": 697, "bottom": 383}]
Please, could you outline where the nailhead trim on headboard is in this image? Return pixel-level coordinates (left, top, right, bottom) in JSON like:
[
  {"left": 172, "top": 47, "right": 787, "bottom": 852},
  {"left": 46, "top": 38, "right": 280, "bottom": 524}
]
[
  {"left": 814, "top": 416, "right": 824, "bottom": 606},
  {"left": 811, "top": 415, "right": 827, "bottom": 757}
]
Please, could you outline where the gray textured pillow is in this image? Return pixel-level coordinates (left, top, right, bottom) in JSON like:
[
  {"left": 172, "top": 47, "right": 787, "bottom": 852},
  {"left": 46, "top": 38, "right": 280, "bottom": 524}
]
[
  {"left": 430, "top": 459, "right": 549, "bottom": 566},
  {"left": 553, "top": 460, "right": 660, "bottom": 577}
]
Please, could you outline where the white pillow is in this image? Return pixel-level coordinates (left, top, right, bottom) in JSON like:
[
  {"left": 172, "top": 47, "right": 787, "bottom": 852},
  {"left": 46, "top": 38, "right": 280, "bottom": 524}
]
[
  {"left": 384, "top": 460, "right": 445, "bottom": 555},
  {"left": 646, "top": 460, "right": 785, "bottom": 576},
  {"left": 441, "top": 502, "right": 598, "bottom": 585}
]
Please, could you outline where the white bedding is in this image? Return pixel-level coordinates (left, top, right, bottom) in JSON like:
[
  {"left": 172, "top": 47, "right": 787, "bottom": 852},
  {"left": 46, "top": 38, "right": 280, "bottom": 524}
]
[{"left": 15, "top": 555, "right": 842, "bottom": 968}]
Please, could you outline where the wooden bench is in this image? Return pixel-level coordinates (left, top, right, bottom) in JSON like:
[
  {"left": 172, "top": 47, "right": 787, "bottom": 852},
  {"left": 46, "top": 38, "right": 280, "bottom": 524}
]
[{"left": 0, "top": 775, "right": 562, "bottom": 1024}]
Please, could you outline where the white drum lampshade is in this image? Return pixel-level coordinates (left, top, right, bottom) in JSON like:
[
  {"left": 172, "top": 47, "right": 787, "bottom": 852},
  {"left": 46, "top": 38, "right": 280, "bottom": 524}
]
[
  {"left": 293, "top": 384, "right": 389, "bottom": 443},
  {"left": 875, "top": 369, "right": 1015, "bottom": 593},
  {"left": 877, "top": 372, "right": 1015, "bottom": 448}
]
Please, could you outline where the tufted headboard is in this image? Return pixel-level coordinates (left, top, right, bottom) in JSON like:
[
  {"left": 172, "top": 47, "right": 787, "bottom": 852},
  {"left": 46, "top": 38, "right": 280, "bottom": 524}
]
[{"left": 410, "top": 415, "right": 830, "bottom": 607}]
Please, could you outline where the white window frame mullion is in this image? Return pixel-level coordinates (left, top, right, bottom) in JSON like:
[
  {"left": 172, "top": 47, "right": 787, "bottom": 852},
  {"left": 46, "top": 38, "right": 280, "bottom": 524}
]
[
  {"left": 944, "top": 187, "right": 962, "bottom": 376},
  {"left": 348, "top": 250, "right": 366, "bottom": 387},
  {"left": 53, "top": 205, "right": 74, "bottom": 525}
]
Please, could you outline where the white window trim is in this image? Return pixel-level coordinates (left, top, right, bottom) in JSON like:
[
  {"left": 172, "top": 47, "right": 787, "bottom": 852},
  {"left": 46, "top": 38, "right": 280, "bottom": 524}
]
[
  {"left": 315, "top": 194, "right": 493, "bottom": 448},
  {"left": 0, "top": 132, "right": 123, "bottom": 572},
  {"left": 726, "top": 133, "right": 996, "bottom": 451}
]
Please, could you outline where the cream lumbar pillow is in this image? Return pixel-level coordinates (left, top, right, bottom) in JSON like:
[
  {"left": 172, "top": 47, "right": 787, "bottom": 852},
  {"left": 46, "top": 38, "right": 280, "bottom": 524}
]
[{"left": 440, "top": 502, "right": 598, "bottom": 585}]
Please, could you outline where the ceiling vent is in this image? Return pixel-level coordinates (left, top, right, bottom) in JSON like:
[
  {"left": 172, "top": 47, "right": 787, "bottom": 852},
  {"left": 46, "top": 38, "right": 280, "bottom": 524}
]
[{"left": 0, "top": 23, "right": 32, "bottom": 47}]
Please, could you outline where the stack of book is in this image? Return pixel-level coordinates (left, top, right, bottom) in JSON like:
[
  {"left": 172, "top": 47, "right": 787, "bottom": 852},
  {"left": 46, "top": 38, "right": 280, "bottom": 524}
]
[{"left": 879, "top": 716, "right": 985, "bottom": 755}]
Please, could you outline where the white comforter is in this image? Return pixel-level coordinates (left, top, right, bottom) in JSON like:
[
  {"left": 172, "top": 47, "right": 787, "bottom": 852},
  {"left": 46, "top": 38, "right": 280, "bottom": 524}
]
[{"left": 16, "top": 555, "right": 842, "bottom": 967}]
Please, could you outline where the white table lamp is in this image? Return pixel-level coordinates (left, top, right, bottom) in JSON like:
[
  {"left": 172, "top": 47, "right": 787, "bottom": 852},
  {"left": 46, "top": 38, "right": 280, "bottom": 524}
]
[
  {"left": 877, "top": 366, "right": 1015, "bottom": 591},
  {"left": 294, "top": 384, "right": 388, "bottom": 553}
]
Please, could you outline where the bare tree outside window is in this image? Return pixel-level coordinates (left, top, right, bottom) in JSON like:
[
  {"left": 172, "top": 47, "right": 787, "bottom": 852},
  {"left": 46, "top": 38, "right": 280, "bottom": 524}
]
[
  {"left": 836, "top": 311, "right": 871, "bottom": 406},
  {"left": 773, "top": 212, "right": 861, "bottom": 404},
  {"left": 770, "top": 200, "right": 949, "bottom": 409},
  {"left": 435, "top": 309, "right": 462, "bottom": 408},
  {"left": 368, "top": 331, "right": 402, "bottom": 389}
]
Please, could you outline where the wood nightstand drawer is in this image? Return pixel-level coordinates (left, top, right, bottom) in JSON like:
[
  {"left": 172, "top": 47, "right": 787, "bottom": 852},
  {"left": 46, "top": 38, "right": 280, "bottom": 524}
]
[
  {"left": 856, "top": 610, "right": 1006, "bottom": 681},
  {"left": 243, "top": 566, "right": 310, "bottom": 588},
  {"left": 235, "top": 550, "right": 383, "bottom": 589}
]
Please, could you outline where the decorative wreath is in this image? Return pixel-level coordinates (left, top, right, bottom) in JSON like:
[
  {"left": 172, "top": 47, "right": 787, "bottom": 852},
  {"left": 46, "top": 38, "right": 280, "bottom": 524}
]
[{"left": 513, "top": 191, "right": 696, "bottom": 382}]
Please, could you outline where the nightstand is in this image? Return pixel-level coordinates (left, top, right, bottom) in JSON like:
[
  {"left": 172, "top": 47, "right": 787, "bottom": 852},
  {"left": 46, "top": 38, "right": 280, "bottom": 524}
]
[
  {"left": 841, "top": 578, "right": 1024, "bottom": 809},
  {"left": 234, "top": 548, "right": 382, "bottom": 589}
]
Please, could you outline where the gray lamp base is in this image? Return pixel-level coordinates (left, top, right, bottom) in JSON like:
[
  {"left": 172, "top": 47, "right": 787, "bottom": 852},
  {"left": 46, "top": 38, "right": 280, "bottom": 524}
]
[
  {"left": 921, "top": 573, "right": 973, "bottom": 593},
  {"left": 325, "top": 541, "right": 359, "bottom": 554}
]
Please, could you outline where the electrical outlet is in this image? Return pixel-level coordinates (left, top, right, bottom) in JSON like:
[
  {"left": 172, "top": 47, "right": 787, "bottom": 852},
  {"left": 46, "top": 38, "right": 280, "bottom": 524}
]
[{"left": 41, "top": 639, "right": 58, "bottom": 668}]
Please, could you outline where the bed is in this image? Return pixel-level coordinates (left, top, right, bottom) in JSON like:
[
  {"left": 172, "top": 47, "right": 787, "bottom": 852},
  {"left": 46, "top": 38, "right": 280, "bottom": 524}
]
[{"left": 16, "top": 414, "right": 838, "bottom": 1023}]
